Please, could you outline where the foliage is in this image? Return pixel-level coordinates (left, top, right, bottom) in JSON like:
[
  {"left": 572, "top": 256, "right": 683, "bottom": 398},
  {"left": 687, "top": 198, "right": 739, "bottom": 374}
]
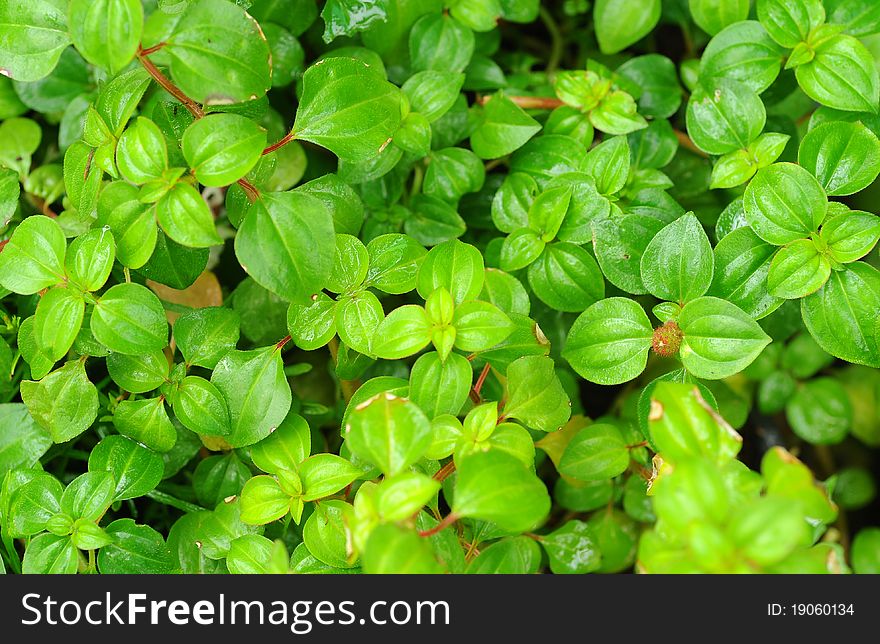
[{"left": 0, "top": 0, "right": 878, "bottom": 575}]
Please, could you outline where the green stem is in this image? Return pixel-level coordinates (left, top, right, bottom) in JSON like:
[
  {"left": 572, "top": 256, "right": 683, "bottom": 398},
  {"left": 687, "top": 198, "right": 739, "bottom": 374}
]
[
  {"left": 539, "top": 6, "right": 563, "bottom": 75},
  {"left": 146, "top": 490, "right": 207, "bottom": 514}
]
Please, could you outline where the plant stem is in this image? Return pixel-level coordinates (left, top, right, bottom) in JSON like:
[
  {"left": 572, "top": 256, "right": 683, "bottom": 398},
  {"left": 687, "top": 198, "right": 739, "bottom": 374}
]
[
  {"left": 137, "top": 49, "right": 204, "bottom": 118},
  {"left": 674, "top": 129, "right": 708, "bottom": 157},
  {"left": 479, "top": 94, "right": 564, "bottom": 109},
  {"left": 263, "top": 131, "right": 297, "bottom": 155},
  {"left": 433, "top": 460, "right": 456, "bottom": 483},
  {"left": 539, "top": 6, "right": 563, "bottom": 74},
  {"left": 146, "top": 490, "right": 207, "bottom": 514},
  {"left": 418, "top": 512, "right": 458, "bottom": 537},
  {"left": 327, "top": 337, "right": 360, "bottom": 402}
]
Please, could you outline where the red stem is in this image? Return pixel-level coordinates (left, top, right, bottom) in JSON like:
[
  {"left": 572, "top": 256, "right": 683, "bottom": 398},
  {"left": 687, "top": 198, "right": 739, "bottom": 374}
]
[
  {"left": 275, "top": 335, "right": 292, "bottom": 350},
  {"left": 433, "top": 460, "right": 456, "bottom": 483},
  {"left": 418, "top": 512, "right": 458, "bottom": 537},
  {"left": 263, "top": 131, "right": 297, "bottom": 155},
  {"left": 137, "top": 48, "right": 204, "bottom": 118}
]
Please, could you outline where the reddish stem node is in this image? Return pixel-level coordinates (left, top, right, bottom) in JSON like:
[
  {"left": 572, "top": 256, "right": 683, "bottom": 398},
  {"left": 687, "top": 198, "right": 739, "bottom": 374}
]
[
  {"left": 263, "top": 131, "right": 297, "bottom": 155},
  {"left": 433, "top": 460, "right": 456, "bottom": 483}
]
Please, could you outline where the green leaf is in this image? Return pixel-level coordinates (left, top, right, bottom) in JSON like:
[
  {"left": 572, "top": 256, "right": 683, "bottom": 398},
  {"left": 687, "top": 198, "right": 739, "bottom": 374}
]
[
  {"left": 409, "top": 351, "right": 472, "bottom": 419},
  {"left": 541, "top": 520, "right": 601, "bottom": 574},
  {"left": 22, "top": 533, "right": 77, "bottom": 574},
  {"left": 500, "top": 228, "right": 545, "bottom": 272},
  {"left": 617, "top": 55, "right": 682, "bottom": 120},
  {"left": 106, "top": 349, "right": 169, "bottom": 394},
  {"left": 321, "top": 0, "right": 388, "bottom": 43},
  {"left": 465, "top": 535, "right": 542, "bottom": 573},
  {"left": 302, "top": 499, "right": 357, "bottom": 568},
  {"left": 452, "top": 450, "right": 550, "bottom": 532},
  {"left": 689, "top": 0, "right": 750, "bottom": 36},
  {"left": 182, "top": 114, "right": 267, "bottom": 187},
  {"left": 699, "top": 21, "right": 786, "bottom": 93},
  {"left": 211, "top": 346, "right": 291, "bottom": 447},
  {"left": 173, "top": 375, "right": 231, "bottom": 438},
  {"left": 336, "top": 290, "right": 384, "bottom": 355},
  {"left": 424, "top": 147, "right": 485, "bottom": 203},
  {"left": 504, "top": 355, "right": 571, "bottom": 432},
  {"left": 0, "top": 0, "right": 70, "bottom": 81},
  {"left": 97, "top": 519, "right": 174, "bottom": 574},
  {"left": 743, "top": 162, "right": 827, "bottom": 245},
  {"left": 88, "top": 435, "right": 164, "bottom": 501},
  {"left": 786, "top": 377, "right": 852, "bottom": 445},
  {"left": 801, "top": 261, "right": 880, "bottom": 367},
  {"left": 65, "top": 228, "right": 115, "bottom": 292},
  {"left": 821, "top": 210, "right": 880, "bottom": 263},
  {"left": 174, "top": 307, "right": 239, "bottom": 369},
  {"left": 7, "top": 472, "right": 62, "bottom": 537},
  {"left": 287, "top": 293, "right": 337, "bottom": 350},
  {"left": 678, "top": 296, "right": 772, "bottom": 380},
  {"left": 365, "top": 233, "right": 426, "bottom": 294},
  {"left": 798, "top": 121, "right": 880, "bottom": 196},
  {"left": 373, "top": 305, "right": 432, "bottom": 359},
  {"left": 594, "top": 0, "right": 661, "bottom": 55},
  {"left": 417, "top": 239, "right": 484, "bottom": 304},
  {"left": 563, "top": 297, "right": 653, "bottom": 385},
  {"left": 98, "top": 181, "right": 156, "bottom": 269},
  {"left": 293, "top": 57, "right": 402, "bottom": 163},
  {"left": 68, "top": 0, "right": 143, "bottom": 74},
  {"left": 640, "top": 213, "right": 714, "bottom": 304},
  {"left": 91, "top": 283, "right": 168, "bottom": 355},
  {"left": 795, "top": 34, "right": 880, "bottom": 112},
  {"left": 527, "top": 242, "right": 604, "bottom": 312},
  {"left": 452, "top": 301, "right": 513, "bottom": 352},
  {"left": 582, "top": 136, "right": 630, "bottom": 195},
  {"left": 250, "top": 412, "right": 311, "bottom": 474},
  {"left": 344, "top": 392, "right": 432, "bottom": 476},
  {"left": 61, "top": 471, "right": 115, "bottom": 520},
  {"left": 767, "top": 238, "right": 831, "bottom": 299},
  {"left": 21, "top": 361, "right": 98, "bottom": 443},
  {"left": 471, "top": 93, "right": 541, "bottom": 159},
  {"left": 236, "top": 192, "right": 335, "bottom": 305},
  {"left": 300, "top": 453, "right": 362, "bottom": 502},
  {"left": 686, "top": 79, "right": 765, "bottom": 155},
  {"left": 116, "top": 117, "right": 168, "bottom": 185},
  {"left": 0, "top": 404, "right": 51, "bottom": 476},
  {"left": 326, "top": 234, "right": 369, "bottom": 294},
  {"left": 155, "top": 182, "right": 222, "bottom": 248},
  {"left": 409, "top": 13, "right": 474, "bottom": 73},
  {"left": 34, "top": 286, "right": 84, "bottom": 362},
  {"left": 112, "top": 397, "right": 177, "bottom": 452},
  {"left": 757, "top": 0, "right": 825, "bottom": 48},
  {"left": 708, "top": 227, "right": 782, "bottom": 319},
  {"left": 402, "top": 70, "right": 465, "bottom": 123},
  {"left": 239, "top": 475, "right": 290, "bottom": 525},
  {"left": 362, "top": 523, "right": 443, "bottom": 573},
  {"left": 165, "top": 0, "right": 271, "bottom": 104},
  {"left": 559, "top": 423, "right": 629, "bottom": 481},
  {"left": 225, "top": 534, "right": 274, "bottom": 574},
  {"left": 0, "top": 215, "right": 65, "bottom": 294}
]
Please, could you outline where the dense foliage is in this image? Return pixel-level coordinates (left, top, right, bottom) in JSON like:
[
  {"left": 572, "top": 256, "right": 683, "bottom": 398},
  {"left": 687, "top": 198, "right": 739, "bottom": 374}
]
[{"left": 0, "top": 0, "right": 879, "bottom": 575}]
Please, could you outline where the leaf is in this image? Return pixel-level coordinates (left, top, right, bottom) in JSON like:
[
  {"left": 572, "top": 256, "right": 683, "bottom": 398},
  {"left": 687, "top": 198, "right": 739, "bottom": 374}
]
[
  {"left": 452, "top": 301, "right": 514, "bottom": 352},
  {"left": 563, "top": 297, "right": 653, "bottom": 385},
  {"left": 471, "top": 93, "right": 541, "bottom": 159},
  {"left": 174, "top": 307, "right": 240, "bottom": 369},
  {"left": 166, "top": 0, "right": 271, "bottom": 104},
  {"left": 688, "top": 0, "right": 750, "bottom": 36},
  {"left": 20, "top": 361, "right": 98, "bottom": 443},
  {"left": 708, "top": 226, "right": 782, "bottom": 319},
  {"left": 365, "top": 233, "right": 426, "bottom": 294},
  {"left": 678, "top": 296, "right": 772, "bottom": 379},
  {"left": 98, "top": 181, "right": 156, "bottom": 269},
  {"left": 236, "top": 191, "right": 335, "bottom": 305},
  {"left": 287, "top": 293, "right": 337, "bottom": 351},
  {"left": 91, "top": 283, "right": 168, "bottom": 355},
  {"left": 757, "top": 0, "right": 825, "bottom": 48},
  {"left": 541, "top": 520, "right": 601, "bottom": 574},
  {"left": 88, "top": 435, "right": 164, "bottom": 501},
  {"left": 225, "top": 534, "right": 274, "bottom": 574},
  {"left": 0, "top": 0, "right": 70, "bottom": 81},
  {"left": 293, "top": 57, "right": 402, "bottom": 163},
  {"left": 65, "top": 228, "right": 115, "bottom": 292},
  {"left": 594, "top": 0, "right": 661, "bottom": 55},
  {"left": 559, "top": 424, "right": 630, "bottom": 481},
  {"left": 68, "top": 0, "right": 143, "bottom": 74},
  {"left": 336, "top": 290, "right": 384, "bottom": 355},
  {"left": 106, "top": 349, "right": 169, "bottom": 394},
  {"left": 112, "top": 397, "right": 177, "bottom": 452},
  {"left": 798, "top": 121, "right": 880, "bottom": 196},
  {"left": 409, "top": 13, "right": 474, "bottom": 73},
  {"left": 250, "top": 412, "right": 311, "bottom": 474},
  {"left": 321, "top": 0, "right": 389, "bottom": 43},
  {"left": 743, "top": 162, "right": 827, "bottom": 245},
  {"left": 0, "top": 404, "right": 51, "bottom": 477},
  {"left": 500, "top": 228, "right": 545, "bottom": 272},
  {"left": 154, "top": 183, "right": 221, "bottom": 247},
  {"left": 526, "top": 242, "right": 604, "bottom": 312},
  {"left": 116, "top": 117, "right": 168, "bottom": 185},
  {"left": 372, "top": 305, "right": 431, "bottom": 359},
  {"left": 417, "top": 239, "right": 484, "bottom": 304},
  {"left": 686, "top": 78, "right": 765, "bottom": 155},
  {"left": 786, "top": 377, "right": 852, "bottom": 445},
  {"left": 61, "top": 471, "right": 115, "bottom": 520},
  {"left": 300, "top": 453, "right": 362, "bottom": 501},
  {"left": 424, "top": 147, "right": 486, "bottom": 202},
  {"left": 699, "top": 21, "right": 786, "bottom": 93},
  {"left": 302, "top": 499, "right": 357, "bottom": 568},
  {"left": 363, "top": 523, "right": 443, "bottom": 574},
  {"left": 826, "top": 0, "right": 880, "bottom": 37},
  {"left": 640, "top": 213, "right": 714, "bottom": 304},
  {"left": 452, "top": 450, "right": 550, "bottom": 532},
  {"left": 22, "top": 533, "right": 77, "bottom": 574},
  {"left": 211, "top": 346, "right": 291, "bottom": 447},
  {"left": 767, "top": 238, "right": 831, "bottom": 299},
  {"left": 801, "top": 261, "right": 880, "bottom": 367},
  {"left": 582, "top": 136, "right": 630, "bottom": 195},
  {"left": 795, "top": 34, "right": 880, "bottom": 113},
  {"left": 97, "top": 519, "right": 174, "bottom": 574},
  {"left": 821, "top": 210, "right": 880, "bottom": 263},
  {"left": 409, "top": 351, "right": 472, "bottom": 419},
  {"left": 0, "top": 215, "right": 65, "bottom": 294},
  {"left": 193, "top": 452, "right": 251, "bottom": 508},
  {"left": 240, "top": 475, "right": 291, "bottom": 525},
  {"left": 465, "top": 535, "right": 542, "bottom": 573},
  {"left": 402, "top": 70, "right": 465, "bottom": 123},
  {"left": 182, "top": 113, "right": 267, "bottom": 187},
  {"left": 33, "top": 286, "right": 85, "bottom": 362},
  {"left": 344, "top": 392, "right": 432, "bottom": 476},
  {"left": 616, "top": 54, "right": 682, "bottom": 119},
  {"left": 504, "top": 355, "right": 571, "bottom": 432},
  {"left": 7, "top": 472, "right": 62, "bottom": 537}
]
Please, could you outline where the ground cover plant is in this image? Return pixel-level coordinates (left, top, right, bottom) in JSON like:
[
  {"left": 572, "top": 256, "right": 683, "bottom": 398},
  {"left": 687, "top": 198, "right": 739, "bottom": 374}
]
[{"left": 0, "top": 0, "right": 879, "bottom": 575}]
